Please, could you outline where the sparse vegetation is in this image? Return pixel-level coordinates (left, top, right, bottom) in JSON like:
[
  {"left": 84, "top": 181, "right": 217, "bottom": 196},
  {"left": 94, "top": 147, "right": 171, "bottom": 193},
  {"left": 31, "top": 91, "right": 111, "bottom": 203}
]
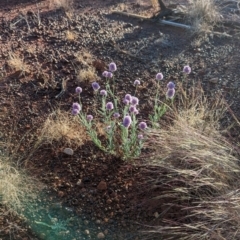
[
  {"left": 1, "top": 0, "right": 240, "bottom": 239},
  {"left": 8, "top": 52, "right": 29, "bottom": 74},
  {"left": 65, "top": 30, "right": 76, "bottom": 41},
  {"left": 0, "top": 155, "right": 37, "bottom": 212},
  {"left": 49, "top": 0, "right": 73, "bottom": 12},
  {"left": 187, "top": 0, "right": 221, "bottom": 32},
  {"left": 75, "top": 50, "right": 94, "bottom": 66},
  {"left": 141, "top": 85, "right": 240, "bottom": 239},
  {"left": 151, "top": 0, "right": 159, "bottom": 9},
  {"left": 39, "top": 109, "right": 88, "bottom": 147},
  {"left": 77, "top": 67, "right": 98, "bottom": 83}
]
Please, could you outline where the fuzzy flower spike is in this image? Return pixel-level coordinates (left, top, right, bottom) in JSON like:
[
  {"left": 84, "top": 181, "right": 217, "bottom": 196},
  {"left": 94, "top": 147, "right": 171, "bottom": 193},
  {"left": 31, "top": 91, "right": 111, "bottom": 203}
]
[
  {"left": 72, "top": 102, "right": 81, "bottom": 115},
  {"left": 86, "top": 115, "right": 93, "bottom": 121},
  {"left": 131, "top": 96, "right": 139, "bottom": 105},
  {"left": 102, "top": 71, "right": 108, "bottom": 78},
  {"left": 75, "top": 86, "right": 82, "bottom": 94},
  {"left": 124, "top": 94, "right": 132, "bottom": 102},
  {"left": 92, "top": 82, "right": 100, "bottom": 91},
  {"left": 109, "top": 62, "right": 117, "bottom": 72},
  {"left": 123, "top": 116, "right": 132, "bottom": 128},
  {"left": 100, "top": 89, "right": 107, "bottom": 96},
  {"left": 183, "top": 65, "right": 191, "bottom": 74},
  {"left": 167, "top": 81, "right": 175, "bottom": 90},
  {"left": 156, "top": 73, "right": 164, "bottom": 81},
  {"left": 166, "top": 88, "right": 175, "bottom": 99},
  {"left": 139, "top": 122, "right": 148, "bottom": 130},
  {"left": 134, "top": 79, "right": 140, "bottom": 85},
  {"left": 106, "top": 102, "right": 114, "bottom": 111}
]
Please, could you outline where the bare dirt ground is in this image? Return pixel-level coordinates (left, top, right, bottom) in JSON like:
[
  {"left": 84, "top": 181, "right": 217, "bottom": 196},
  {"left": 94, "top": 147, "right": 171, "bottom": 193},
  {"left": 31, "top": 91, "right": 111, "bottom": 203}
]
[{"left": 1, "top": 0, "right": 240, "bottom": 239}]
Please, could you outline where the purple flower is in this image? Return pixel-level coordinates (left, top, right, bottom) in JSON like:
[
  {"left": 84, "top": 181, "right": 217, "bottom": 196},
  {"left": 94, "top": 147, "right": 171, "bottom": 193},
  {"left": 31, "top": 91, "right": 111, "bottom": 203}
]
[
  {"left": 100, "top": 89, "right": 107, "bottom": 96},
  {"left": 72, "top": 108, "right": 80, "bottom": 115},
  {"left": 134, "top": 79, "right": 140, "bottom": 85},
  {"left": 167, "top": 81, "right": 175, "bottom": 90},
  {"left": 123, "top": 115, "right": 132, "bottom": 128},
  {"left": 124, "top": 94, "right": 132, "bottom": 102},
  {"left": 106, "top": 102, "right": 114, "bottom": 110},
  {"left": 139, "top": 122, "right": 147, "bottom": 130},
  {"left": 133, "top": 109, "right": 139, "bottom": 115},
  {"left": 92, "top": 82, "right": 100, "bottom": 91},
  {"left": 123, "top": 99, "right": 130, "bottom": 105},
  {"left": 107, "top": 72, "right": 113, "bottom": 78},
  {"left": 102, "top": 71, "right": 108, "bottom": 77},
  {"left": 131, "top": 96, "right": 139, "bottom": 105},
  {"left": 72, "top": 102, "right": 81, "bottom": 111},
  {"left": 129, "top": 105, "right": 136, "bottom": 113},
  {"left": 166, "top": 88, "right": 175, "bottom": 99},
  {"left": 156, "top": 72, "right": 163, "bottom": 80},
  {"left": 183, "top": 65, "right": 191, "bottom": 74},
  {"left": 113, "top": 112, "right": 120, "bottom": 118},
  {"left": 109, "top": 62, "right": 117, "bottom": 72},
  {"left": 86, "top": 115, "right": 93, "bottom": 121},
  {"left": 138, "top": 134, "right": 144, "bottom": 140},
  {"left": 75, "top": 86, "right": 82, "bottom": 94}
]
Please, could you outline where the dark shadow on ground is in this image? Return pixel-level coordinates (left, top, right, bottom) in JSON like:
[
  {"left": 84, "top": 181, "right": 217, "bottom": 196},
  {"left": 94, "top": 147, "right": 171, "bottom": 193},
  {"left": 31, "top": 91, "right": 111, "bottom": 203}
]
[
  {"left": 0, "top": 0, "right": 44, "bottom": 9},
  {"left": 104, "top": 12, "right": 194, "bottom": 61}
]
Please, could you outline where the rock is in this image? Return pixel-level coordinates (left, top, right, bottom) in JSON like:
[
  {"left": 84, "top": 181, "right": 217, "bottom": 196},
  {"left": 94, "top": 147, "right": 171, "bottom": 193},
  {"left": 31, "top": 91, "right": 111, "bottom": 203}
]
[
  {"left": 84, "top": 220, "right": 89, "bottom": 225},
  {"left": 97, "top": 232, "right": 105, "bottom": 239},
  {"left": 154, "top": 212, "right": 159, "bottom": 218},
  {"left": 76, "top": 179, "right": 83, "bottom": 186},
  {"left": 96, "top": 169, "right": 102, "bottom": 176},
  {"left": 84, "top": 229, "right": 90, "bottom": 235},
  {"left": 58, "top": 191, "right": 65, "bottom": 198},
  {"left": 209, "top": 78, "right": 218, "bottom": 84},
  {"left": 97, "top": 181, "right": 107, "bottom": 191},
  {"left": 63, "top": 148, "right": 74, "bottom": 155}
]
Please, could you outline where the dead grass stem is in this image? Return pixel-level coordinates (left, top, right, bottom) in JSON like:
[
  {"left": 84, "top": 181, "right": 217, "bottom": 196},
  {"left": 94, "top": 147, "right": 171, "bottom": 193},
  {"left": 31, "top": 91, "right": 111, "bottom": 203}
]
[
  {"left": 141, "top": 84, "right": 240, "bottom": 239},
  {"left": 187, "top": 0, "right": 221, "bottom": 32},
  {"left": 0, "top": 155, "right": 37, "bottom": 212}
]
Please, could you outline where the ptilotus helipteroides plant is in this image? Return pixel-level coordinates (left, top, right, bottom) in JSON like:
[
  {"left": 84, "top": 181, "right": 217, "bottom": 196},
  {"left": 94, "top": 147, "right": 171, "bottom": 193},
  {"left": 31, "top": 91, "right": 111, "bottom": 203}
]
[{"left": 71, "top": 62, "right": 183, "bottom": 160}]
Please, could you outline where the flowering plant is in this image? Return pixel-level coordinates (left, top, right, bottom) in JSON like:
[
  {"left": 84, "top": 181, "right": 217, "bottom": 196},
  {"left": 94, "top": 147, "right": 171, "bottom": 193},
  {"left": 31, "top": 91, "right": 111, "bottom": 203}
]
[{"left": 72, "top": 63, "right": 182, "bottom": 160}]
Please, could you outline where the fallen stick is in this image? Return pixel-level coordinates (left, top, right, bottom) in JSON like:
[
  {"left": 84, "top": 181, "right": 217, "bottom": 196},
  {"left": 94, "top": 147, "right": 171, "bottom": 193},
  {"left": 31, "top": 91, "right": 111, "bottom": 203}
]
[
  {"left": 160, "top": 19, "right": 191, "bottom": 29},
  {"left": 112, "top": 10, "right": 192, "bottom": 30}
]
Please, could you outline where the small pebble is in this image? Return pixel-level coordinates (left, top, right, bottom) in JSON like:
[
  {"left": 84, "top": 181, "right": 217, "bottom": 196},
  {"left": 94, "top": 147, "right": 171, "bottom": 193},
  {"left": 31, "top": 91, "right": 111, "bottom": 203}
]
[{"left": 97, "top": 232, "right": 105, "bottom": 239}]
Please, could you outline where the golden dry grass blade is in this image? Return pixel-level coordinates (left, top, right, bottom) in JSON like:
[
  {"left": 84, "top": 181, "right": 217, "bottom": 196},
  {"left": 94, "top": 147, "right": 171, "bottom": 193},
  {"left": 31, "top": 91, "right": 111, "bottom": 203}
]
[
  {"left": 141, "top": 84, "right": 240, "bottom": 239},
  {"left": 39, "top": 109, "right": 88, "bottom": 147},
  {"left": 187, "top": 0, "right": 221, "bottom": 33},
  {"left": 77, "top": 67, "right": 98, "bottom": 83},
  {"left": 0, "top": 156, "right": 38, "bottom": 212}
]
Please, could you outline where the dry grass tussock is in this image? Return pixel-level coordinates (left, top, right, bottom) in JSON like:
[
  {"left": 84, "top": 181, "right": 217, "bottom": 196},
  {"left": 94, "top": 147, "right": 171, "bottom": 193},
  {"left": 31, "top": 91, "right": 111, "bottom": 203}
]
[
  {"left": 49, "top": 0, "right": 73, "bottom": 12},
  {"left": 65, "top": 30, "right": 76, "bottom": 41},
  {"left": 75, "top": 50, "right": 94, "bottom": 67},
  {"left": 8, "top": 52, "right": 29, "bottom": 74},
  {"left": 39, "top": 109, "right": 88, "bottom": 147},
  {"left": 78, "top": 67, "right": 98, "bottom": 83},
  {"left": 187, "top": 0, "right": 221, "bottom": 32},
  {"left": 0, "top": 156, "right": 37, "bottom": 212},
  {"left": 141, "top": 85, "right": 240, "bottom": 239},
  {"left": 151, "top": 0, "right": 159, "bottom": 9}
]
